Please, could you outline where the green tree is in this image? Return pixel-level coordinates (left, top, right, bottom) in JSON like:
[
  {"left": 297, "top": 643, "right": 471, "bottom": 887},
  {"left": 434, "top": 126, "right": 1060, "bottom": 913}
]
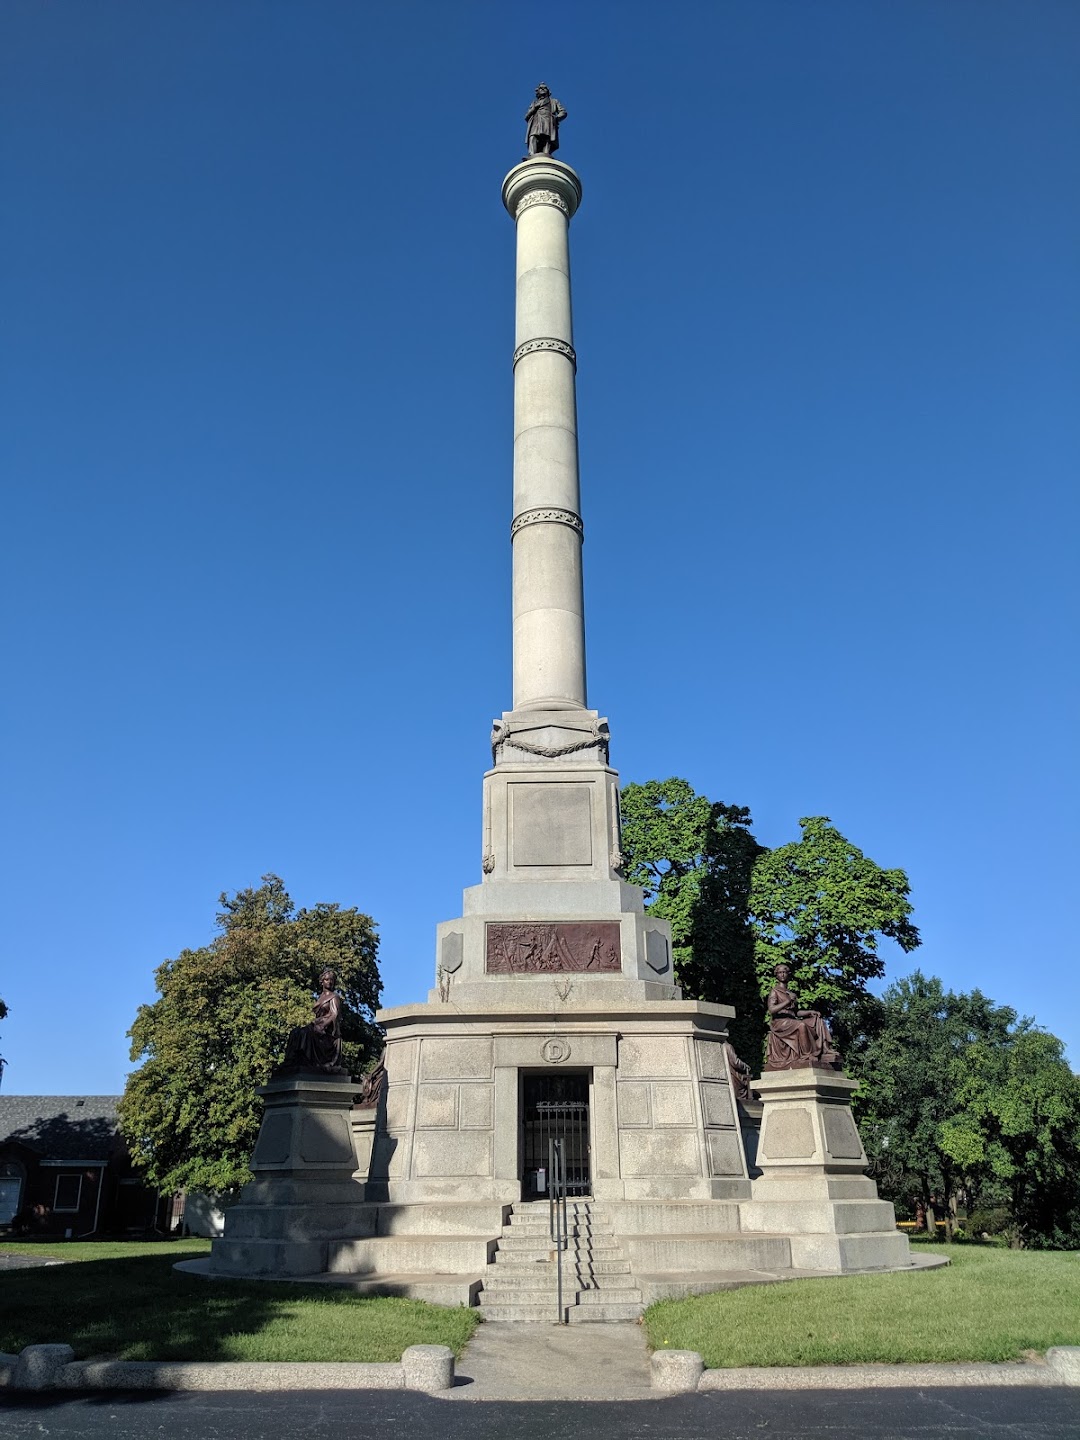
[
  {"left": 854, "top": 972, "right": 1015, "bottom": 1235},
  {"left": 620, "top": 779, "right": 765, "bottom": 1059},
  {"left": 941, "top": 1026, "right": 1080, "bottom": 1249},
  {"left": 749, "top": 816, "right": 920, "bottom": 1053},
  {"left": 118, "top": 875, "right": 382, "bottom": 1195}
]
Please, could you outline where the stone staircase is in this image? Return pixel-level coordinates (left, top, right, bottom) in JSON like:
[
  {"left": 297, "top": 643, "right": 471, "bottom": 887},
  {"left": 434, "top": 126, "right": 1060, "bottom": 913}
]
[{"left": 479, "top": 1200, "right": 644, "bottom": 1323}]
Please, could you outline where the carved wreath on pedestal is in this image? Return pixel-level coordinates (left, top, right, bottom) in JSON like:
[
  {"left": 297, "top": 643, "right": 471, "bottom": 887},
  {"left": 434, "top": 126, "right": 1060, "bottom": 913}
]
[{"left": 490, "top": 715, "right": 609, "bottom": 765}]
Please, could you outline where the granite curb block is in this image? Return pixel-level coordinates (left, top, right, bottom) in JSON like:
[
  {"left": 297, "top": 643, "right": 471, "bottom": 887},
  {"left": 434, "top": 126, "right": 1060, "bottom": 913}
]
[
  {"left": 650, "top": 1350, "right": 704, "bottom": 1392},
  {"left": 647, "top": 1347, "right": 1080, "bottom": 1391},
  {"left": 0, "top": 1344, "right": 455, "bottom": 1393}
]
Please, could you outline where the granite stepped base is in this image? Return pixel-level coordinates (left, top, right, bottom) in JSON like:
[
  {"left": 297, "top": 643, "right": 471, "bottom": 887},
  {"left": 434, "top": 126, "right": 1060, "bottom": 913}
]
[{"left": 478, "top": 1201, "right": 644, "bottom": 1323}]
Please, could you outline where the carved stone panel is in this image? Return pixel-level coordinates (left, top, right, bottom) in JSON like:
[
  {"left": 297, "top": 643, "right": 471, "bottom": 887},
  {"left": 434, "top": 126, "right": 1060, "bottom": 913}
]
[
  {"left": 419, "top": 1038, "right": 493, "bottom": 1081},
  {"left": 486, "top": 922, "right": 621, "bottom": 974},
  {"left": 700, "top": 1082, "right": 736, "bottom": 1128},
  {"left": 459, "top": 1085, "right": 494, "bottom": 1130},
  {"left": 416, "top": 1084, "right": 458, "bottom": 1130},
  {"left": 823, "top": 1106, "right": 865, "bottom": 1160},
  {"left": 761, "top": 1107, "right": 816, "bottom": 1160},
  {"left": 707, "top": 1130, "right": 745, "bottom": 1177},
  {"left": 511, "top": 782, "right": 592, "bottom": 867},
  {"left": 299, "top": 1113, "right": 354, "bottom": 1166},
  {"left": 251, "top": 1112, "right": 291, "bottom": 1168}
]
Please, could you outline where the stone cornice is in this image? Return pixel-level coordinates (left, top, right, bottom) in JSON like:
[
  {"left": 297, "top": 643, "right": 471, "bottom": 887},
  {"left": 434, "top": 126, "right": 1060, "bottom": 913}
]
[{"left": 501, "top": 157, "right": 582, "bottom": 221}]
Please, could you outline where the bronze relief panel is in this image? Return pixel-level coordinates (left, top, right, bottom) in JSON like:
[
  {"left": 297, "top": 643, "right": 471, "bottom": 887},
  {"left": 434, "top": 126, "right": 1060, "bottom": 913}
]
[{"left": 485, "top": 921, "right": 622, "bottom": 974}]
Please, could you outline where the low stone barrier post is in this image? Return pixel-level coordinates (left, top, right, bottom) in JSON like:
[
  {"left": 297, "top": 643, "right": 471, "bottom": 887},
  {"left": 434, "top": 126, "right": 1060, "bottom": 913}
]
[
  {"left": 12, "top": 1345, "right": 75, "bottom": 1391},
  {"left": 650, "top": 1349, "right": 704, "bottom": 1391},
  {"left": 402, "top": 1344, "right": 455, "bottom": 1392},
  {"left": 1046, "top": 1348, "right": 1080, "bottom": 1385}
]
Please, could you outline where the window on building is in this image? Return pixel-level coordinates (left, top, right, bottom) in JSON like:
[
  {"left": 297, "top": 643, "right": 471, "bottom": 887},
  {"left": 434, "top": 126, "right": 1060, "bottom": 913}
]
[
  {"left": 53, "top": 1174, "right": 83, "bottom": 1212},
  {"left": 0, "top": 1163, "right": 24, "bottom": 1225}
]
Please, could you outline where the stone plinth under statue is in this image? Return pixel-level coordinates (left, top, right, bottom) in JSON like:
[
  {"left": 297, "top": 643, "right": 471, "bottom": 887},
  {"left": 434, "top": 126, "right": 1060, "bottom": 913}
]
[{"left": 198, "top": 107, "right": 920, "bottom": 1318}]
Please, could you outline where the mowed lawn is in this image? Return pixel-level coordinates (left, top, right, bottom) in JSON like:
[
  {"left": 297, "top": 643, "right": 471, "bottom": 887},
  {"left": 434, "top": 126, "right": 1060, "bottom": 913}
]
[
  {"left": 0, "top": 1243, "right": 479, "bottom": 1363},
  {"left": 644, "top": 1245, "right": 1080, "bottom": 1367}
]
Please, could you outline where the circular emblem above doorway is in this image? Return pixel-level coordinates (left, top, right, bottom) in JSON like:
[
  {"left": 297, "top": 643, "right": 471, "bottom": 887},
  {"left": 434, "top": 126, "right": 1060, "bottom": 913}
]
[{"left": 541, "top": 1037, "right": 571, "bottom": 1064}]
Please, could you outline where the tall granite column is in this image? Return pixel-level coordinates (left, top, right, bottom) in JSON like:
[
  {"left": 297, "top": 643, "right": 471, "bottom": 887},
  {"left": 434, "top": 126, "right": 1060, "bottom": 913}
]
[
  {"left": 502, "top": 160, "right": 585, "bottom": 713},
  {"left": 430, "top": 154, "right": 676, "bottom": 1001}
]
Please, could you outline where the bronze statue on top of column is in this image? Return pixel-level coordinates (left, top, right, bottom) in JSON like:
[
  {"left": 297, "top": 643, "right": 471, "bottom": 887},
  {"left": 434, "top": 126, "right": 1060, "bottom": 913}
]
[{"left": 525, "top": 84, "right": 567, "bottom": 156}]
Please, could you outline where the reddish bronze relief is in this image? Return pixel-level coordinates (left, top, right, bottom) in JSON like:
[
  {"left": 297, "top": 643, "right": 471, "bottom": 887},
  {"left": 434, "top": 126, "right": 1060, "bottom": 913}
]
[{"left": 485, "top": 922, "right": 622, "bottom": 974}]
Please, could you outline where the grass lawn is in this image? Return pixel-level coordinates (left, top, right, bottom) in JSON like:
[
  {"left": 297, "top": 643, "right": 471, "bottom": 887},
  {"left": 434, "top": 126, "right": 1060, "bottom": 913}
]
[
  {"left": 0, "top": 1243, "right": 479, "bottom": 1363},
  {"left": 644, "top": 1244, "right": 1080, "bottom": 1368}
]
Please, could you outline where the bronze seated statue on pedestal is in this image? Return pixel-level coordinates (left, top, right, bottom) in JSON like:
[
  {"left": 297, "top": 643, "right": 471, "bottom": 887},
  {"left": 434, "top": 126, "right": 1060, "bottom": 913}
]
[
  {"left": 763, "top": 963, "right": 842, "bottom": 1072},
  {"left": 274, "top": 967, "right": 350, "bottom": 1077}
]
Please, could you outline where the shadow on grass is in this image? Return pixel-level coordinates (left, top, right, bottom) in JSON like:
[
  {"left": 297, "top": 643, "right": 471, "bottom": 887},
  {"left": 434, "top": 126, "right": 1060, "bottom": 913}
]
[
  {"left": 0, "top": 1249, "right": 475, "bottom": 1363},
  {"left": 1, "top": 1249, "right": 282, "bottom": 1360}
]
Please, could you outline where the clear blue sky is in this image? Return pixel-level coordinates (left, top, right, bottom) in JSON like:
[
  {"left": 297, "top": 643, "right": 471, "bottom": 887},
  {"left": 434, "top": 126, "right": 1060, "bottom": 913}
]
[{"left": 2, "top": 1, "right": 1077, "bottom": 1093}]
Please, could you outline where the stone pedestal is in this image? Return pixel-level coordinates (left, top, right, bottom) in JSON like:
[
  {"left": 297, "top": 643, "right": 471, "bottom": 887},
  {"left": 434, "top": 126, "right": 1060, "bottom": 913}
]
[
  {"left": 210, "top": 1076, "right": 370, "bottom": 1277},
  {"left": 740, "top": 1068, "right": 911, "bottom": 1271},
  {"left": 366, "top": 1001, "right": 750, "bottom": 1206}
]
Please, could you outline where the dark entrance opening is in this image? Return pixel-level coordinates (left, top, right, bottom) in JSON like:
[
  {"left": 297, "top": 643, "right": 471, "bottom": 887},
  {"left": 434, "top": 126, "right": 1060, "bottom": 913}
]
[{"left": 521, "top": 1072, "right": 590, "bottom": 1198}]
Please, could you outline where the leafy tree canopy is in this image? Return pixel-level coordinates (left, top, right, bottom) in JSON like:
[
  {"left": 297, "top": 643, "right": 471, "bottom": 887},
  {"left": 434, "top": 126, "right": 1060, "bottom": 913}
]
[
  {"left": 854, "top": 972, "right": 1016, "bottom": 1221},
  {"left": 620, "top": 779, "right": 764, "bottom": 1058},
  {"left": 118, "top": 875, "right": 382, "bottom": 1195},
  {"left": 940, "top": 1025, "right": 1080, "bottom": 1248},
  {"left": 749, "top": 815, "right": 920, "bottom": 1051},
  {"left": 620, "top": 788, "right": 921, "bottom": 1061}
]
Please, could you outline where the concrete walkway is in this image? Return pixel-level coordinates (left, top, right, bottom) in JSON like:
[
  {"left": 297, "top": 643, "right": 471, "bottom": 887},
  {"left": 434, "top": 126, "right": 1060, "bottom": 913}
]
[
  {"left": 446, "top": 1321, "right": 656, "bottom": 1401},
  {"left": 443, "top": 1323, "right": 1077, "bottom": 1402}
]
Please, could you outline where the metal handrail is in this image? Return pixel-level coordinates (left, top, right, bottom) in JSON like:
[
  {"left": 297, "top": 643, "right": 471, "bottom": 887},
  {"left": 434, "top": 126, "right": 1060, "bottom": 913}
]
[{"left": 548, "top": 1137, "right": 568, "bottom": 1323}]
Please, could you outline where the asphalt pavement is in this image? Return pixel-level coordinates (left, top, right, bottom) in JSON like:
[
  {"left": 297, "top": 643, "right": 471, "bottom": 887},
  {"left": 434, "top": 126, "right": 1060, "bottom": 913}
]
[{"left": 1, "top": 1388, "right": 1078, "bottom": 1439}]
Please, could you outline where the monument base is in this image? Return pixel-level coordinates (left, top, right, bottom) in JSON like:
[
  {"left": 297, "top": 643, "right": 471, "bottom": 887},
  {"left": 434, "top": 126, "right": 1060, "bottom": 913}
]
[
  {"left": 740, "top": 1067, "right": 912, "bottom": 1271},
  {"left": 209, "top": 1075, "right": 367, "bottom": 1277},
  {"left": 363, "top": 997, "right": 751, "bottom": 1206}
]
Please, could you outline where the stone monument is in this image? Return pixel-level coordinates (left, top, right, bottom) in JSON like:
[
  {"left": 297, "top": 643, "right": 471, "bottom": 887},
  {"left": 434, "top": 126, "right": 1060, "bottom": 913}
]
[{"left": 202, "top": 90, "right": 913, "bottom": 1314}]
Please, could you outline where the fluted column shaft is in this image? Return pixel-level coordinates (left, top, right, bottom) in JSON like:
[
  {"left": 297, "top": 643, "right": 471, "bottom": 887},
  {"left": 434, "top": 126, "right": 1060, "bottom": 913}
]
[{"left": 502, "top": 160, "right": 585, "bottom": 712}]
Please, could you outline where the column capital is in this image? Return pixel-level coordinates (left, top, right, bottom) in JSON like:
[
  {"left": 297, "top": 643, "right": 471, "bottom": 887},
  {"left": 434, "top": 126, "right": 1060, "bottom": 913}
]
[{"left": 502, "top": 157, "right": 582, "bottom": 221}]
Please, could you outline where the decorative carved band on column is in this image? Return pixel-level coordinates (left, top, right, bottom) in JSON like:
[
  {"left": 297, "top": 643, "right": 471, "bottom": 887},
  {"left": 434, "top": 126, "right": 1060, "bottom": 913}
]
[
  {"left": 510, "top": 507, "right": 584, "bottom": 541},
  {"left": 515, "top": 189, "right": 570, "bottom": 219},
  {"left": 513, "top": 337, "right": 577, "bottom": 370}
]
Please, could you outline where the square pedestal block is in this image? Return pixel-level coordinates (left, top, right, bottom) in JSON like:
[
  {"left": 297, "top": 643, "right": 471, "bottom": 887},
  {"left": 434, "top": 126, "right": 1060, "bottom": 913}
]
[{"left": 740, "top": 1067, "right": 912, "bottom": 1273}]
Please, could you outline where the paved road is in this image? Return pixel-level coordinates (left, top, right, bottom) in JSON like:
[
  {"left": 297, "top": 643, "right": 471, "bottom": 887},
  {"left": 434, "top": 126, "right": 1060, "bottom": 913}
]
[
  {"left": 0, "top": 1254, "right": 64, "bottom": 1271},
  {"left": 0, "top": 1388, "right": 1076, "bottom": 1438}
]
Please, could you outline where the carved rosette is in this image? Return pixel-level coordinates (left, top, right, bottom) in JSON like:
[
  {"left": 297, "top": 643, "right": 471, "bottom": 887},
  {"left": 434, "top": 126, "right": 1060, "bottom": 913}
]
[{"left": 512, "top": 337, "right": 577, "bottom": 370}]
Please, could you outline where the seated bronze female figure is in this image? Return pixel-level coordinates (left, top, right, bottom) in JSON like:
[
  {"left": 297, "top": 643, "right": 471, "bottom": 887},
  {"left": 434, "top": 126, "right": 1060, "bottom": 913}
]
[
  {"left": 764, "top": 963, "right": 842, "bottom": 1072},
  {"left": 275, "top": 968, "right": 350, "bottom": 1077}
]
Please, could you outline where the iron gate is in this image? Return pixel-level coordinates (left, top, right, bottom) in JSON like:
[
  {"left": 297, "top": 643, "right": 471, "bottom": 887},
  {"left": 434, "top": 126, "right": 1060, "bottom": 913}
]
[{"left": 522, "top": 1073, "right": 590, "bottom": 1197}]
